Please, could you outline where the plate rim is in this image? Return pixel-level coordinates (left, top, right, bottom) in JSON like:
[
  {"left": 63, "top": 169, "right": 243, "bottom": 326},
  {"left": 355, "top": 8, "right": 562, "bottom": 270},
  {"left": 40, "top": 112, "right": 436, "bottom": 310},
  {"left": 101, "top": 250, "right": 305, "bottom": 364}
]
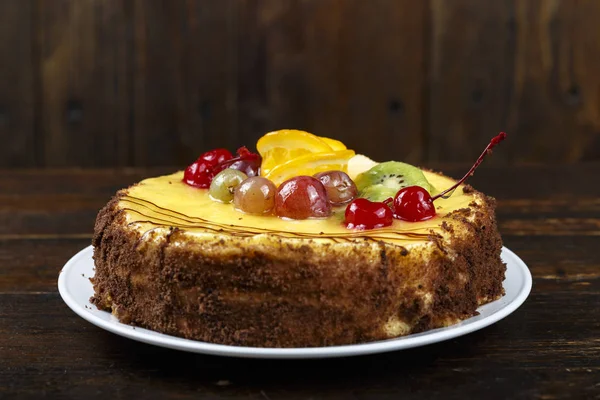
[{"left": 58, "top": 245, "right": 532, "bottom": 359}]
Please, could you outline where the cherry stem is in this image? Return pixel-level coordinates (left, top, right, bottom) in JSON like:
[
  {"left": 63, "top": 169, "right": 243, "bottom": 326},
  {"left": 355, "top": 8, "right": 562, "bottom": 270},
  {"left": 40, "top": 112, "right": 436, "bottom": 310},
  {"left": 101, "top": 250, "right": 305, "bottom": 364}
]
[
  {"left": 383, "top": 197, "right": 394, "bottom": 208},
  {"left": 431, "top": 132, "right": 507, "bottom": 201}
]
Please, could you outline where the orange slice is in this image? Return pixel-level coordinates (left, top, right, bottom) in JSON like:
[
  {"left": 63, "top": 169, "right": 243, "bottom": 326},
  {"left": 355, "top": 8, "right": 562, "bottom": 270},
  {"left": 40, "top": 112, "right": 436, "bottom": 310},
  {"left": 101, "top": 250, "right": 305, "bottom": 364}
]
[
  {"left": 257, "top": 130, "right": 334, "bottom": 176},
  {"left": 264, "top": 149, "right": 356, "bottom": 186},
  {"left": 319, "top": 137, "right": 347, "bottom": 151}
]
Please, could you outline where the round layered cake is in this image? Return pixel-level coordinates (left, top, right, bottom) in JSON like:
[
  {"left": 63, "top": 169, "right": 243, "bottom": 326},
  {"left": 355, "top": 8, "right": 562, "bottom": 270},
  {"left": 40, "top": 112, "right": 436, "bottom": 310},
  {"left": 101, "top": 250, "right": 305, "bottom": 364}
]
[
  {"left": 91, "top": 179, "right": 505, "bottom": 347},
  {"left": 91, "top": 130, "right": 506, "bottom": 347}
]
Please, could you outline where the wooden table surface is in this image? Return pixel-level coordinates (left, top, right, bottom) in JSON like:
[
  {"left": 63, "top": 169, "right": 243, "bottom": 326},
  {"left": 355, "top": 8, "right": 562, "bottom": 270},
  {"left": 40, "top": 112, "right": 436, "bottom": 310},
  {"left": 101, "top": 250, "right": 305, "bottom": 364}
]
[{"left": 1, "top": 164, "right": 599, "bottom": 399}]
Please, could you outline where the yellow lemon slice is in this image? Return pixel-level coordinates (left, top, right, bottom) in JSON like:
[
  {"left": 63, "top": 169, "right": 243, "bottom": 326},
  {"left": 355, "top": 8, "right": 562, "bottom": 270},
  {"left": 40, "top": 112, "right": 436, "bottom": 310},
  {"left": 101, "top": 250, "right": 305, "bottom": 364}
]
[{"left": 264, "top": 149, "right": 356, "bottom": 186}]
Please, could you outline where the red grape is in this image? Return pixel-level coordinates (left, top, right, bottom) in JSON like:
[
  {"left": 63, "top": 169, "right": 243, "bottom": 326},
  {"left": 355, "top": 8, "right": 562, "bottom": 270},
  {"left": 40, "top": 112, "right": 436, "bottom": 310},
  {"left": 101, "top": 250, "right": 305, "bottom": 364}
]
[
  {"left": 275, "top": 176, "right": 331, "bottom": 219},
  {"left": 234, "top": 176, "right": 277, "bottom": 214},
  {"left": 314, "top": 170, "right": 358, "bottom": 205},
  {"left": 226, "top": 147, "right": 261, "bottom": 177}
]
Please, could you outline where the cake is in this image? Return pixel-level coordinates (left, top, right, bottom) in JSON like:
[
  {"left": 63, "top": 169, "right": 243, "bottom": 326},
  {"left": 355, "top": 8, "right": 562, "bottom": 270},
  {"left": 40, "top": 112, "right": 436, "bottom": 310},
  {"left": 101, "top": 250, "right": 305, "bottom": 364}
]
[{"left": 91, "top": 130, "right": 506, "bottom": 347}]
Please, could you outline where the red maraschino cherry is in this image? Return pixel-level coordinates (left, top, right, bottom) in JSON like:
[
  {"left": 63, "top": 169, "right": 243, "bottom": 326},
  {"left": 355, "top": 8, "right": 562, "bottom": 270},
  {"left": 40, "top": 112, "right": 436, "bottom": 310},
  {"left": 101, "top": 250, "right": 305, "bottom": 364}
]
[
  {"left": 184, "top": 148, "right": 233, "bottom": 188},
  {"left": 183, "top": 147, "right": 261, "bottom": 188},
  {"left": 393, "top": 186, "right": 436, "bottom": 222},
  {"left": 345, "top": 198, "right": 394, "bottom": 230},
  {"left": 394, "top": 132, "right": 507, "bottom": 222},
  {"left": 219, "top": 146, "right": 262, "bottom": 177}
]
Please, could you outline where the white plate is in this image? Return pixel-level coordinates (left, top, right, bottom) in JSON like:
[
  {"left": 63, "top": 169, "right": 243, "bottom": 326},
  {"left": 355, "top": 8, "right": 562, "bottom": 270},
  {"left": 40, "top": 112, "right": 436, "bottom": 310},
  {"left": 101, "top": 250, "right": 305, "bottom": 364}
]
[{"left": 58, "top": 245, "right": 531, "bottom": 359}]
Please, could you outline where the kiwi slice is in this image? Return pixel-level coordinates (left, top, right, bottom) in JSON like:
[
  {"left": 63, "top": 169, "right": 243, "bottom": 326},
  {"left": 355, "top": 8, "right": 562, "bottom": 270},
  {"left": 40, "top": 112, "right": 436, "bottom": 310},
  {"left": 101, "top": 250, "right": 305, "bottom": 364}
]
[
  {"left": 355, "top": 161, "right": 434, "bottom": 201},
  {"left": 359, "top": 184, "right": 398, "bottom": 202}
]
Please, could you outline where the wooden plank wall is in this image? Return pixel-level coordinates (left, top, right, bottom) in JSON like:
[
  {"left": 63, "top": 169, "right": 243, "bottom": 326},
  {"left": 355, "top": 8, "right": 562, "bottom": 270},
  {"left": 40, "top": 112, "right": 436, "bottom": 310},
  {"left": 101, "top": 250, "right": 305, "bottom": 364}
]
[{"left": 1, "top": 0, "right": 599, "bottom": 168}]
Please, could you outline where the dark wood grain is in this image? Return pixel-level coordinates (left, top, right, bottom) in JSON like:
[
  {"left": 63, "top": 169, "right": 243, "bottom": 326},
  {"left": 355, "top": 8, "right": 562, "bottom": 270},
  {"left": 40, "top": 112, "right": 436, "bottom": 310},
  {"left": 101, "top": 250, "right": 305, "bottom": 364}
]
[
  {"left": 508, "top": 0, "right": 600, "bottom": 163},
  {"left": 3, "top": 1, "right": 600, "bottom": 168},
  {"left": 428, "top": 0, "right": 600, "bottom": 164},
  {"left": 0, "top": 164, "right": 599, "bottom": 398},
  {"left": 428, "top": 0, "right": 516, "bottom": 164},
  {"left": 130, "top": 0, "right": 239, "bottom": 166},
  {"left": 0, "top": 0, "right": 36, "bottom": 167},
  {"left": 36, "top": 0, "right": 132, "bottom": 167},
  {"left": 235, "top": 0, "right": 426, "bottom": 163}
]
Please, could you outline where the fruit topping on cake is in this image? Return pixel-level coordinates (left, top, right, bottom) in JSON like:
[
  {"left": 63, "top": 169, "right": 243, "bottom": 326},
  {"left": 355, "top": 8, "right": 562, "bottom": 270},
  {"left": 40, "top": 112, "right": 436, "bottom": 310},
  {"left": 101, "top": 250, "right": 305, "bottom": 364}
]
[
  {"left": 182, "top": 129, "right": 506, "bottom": 230},
  {"left": 354, "top": 161, "right": 434, "bottom": 202},
  {"left": 183, "top": 147, "right": 261, "bottom": 188},
  {"left": 351, "top": 131, "right": 507, "bottom": 225},
  {"left": 314, "top": 171, "right": 358, "bottom": 206},
  {"left": 233, "top": 176, "right": 277, "bottom": 215}
]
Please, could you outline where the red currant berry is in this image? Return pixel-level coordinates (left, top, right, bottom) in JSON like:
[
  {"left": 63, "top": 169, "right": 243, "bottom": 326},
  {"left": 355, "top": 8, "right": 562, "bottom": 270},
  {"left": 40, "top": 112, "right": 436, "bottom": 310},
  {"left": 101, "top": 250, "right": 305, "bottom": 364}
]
[
  {"left": 393, "top": 186, "right": 436, "bottom": 222},
  {"left": 344, "top": 198, "right": 393, "bottom": 230}
]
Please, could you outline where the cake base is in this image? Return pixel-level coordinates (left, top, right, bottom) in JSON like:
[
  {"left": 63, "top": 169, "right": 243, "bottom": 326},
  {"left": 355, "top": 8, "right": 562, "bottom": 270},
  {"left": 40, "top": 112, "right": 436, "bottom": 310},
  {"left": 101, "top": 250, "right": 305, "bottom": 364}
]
[{"left": 91, "top": 188, "right": 505, "bottom": 348}]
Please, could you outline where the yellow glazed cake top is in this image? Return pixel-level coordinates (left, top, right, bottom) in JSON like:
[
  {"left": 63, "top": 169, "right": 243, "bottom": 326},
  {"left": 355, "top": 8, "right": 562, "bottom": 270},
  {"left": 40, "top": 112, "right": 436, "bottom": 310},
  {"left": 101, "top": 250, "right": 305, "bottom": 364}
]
[{"left": 119, "top": 169, "right": 479, "bottom": 247}]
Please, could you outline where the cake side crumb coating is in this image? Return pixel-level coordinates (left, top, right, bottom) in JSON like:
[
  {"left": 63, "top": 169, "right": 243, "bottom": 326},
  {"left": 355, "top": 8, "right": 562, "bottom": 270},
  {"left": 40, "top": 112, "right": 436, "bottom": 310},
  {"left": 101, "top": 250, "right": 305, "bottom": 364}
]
[{"left": 91, "top": 187, "right": 505, "bottom": 348}]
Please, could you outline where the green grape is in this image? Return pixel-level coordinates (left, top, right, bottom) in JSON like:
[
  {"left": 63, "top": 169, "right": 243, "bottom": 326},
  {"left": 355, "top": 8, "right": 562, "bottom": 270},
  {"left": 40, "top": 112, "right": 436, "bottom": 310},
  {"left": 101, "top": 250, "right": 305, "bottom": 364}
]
[{"left": 209, "top": 169, "right": 248, "bottom": 203}]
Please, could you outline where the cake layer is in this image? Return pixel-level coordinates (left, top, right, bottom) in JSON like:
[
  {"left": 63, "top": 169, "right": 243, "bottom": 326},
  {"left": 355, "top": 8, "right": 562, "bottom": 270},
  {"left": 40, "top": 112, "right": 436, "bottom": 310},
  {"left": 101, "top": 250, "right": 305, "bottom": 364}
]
[{"left": 91, "top": 171, "right": 506, "bottom": 347}]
